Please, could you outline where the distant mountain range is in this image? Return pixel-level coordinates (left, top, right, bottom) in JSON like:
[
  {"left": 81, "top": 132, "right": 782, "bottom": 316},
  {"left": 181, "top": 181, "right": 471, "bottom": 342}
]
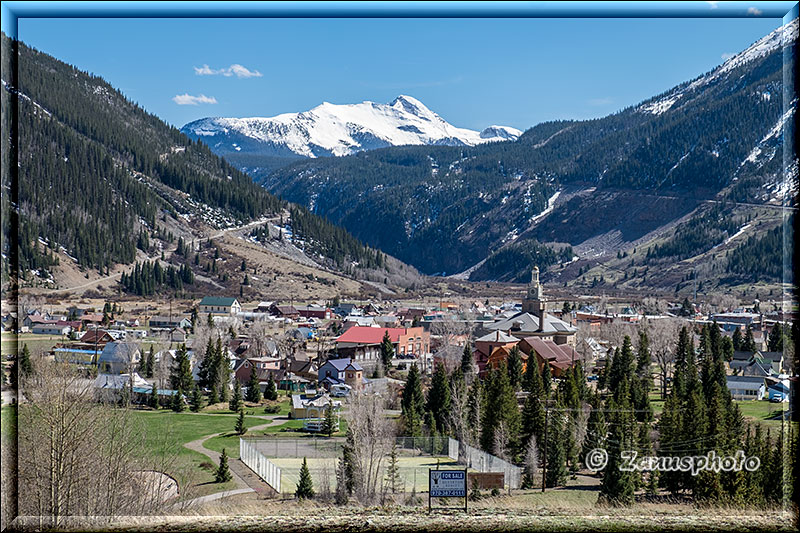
[
  {"left": 2, "top": 34, "right": 415, "bottom": 294},
  {"left": 180, "top": 95, "right": 521, "bottom": 174},
  {"left": 251, "top": 19, "right": 797, "bottom": 293}
]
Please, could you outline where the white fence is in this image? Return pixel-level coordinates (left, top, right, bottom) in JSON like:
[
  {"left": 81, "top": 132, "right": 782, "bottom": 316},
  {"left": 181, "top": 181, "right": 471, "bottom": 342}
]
[
  {"left": 240, "top": 438, "right": 281, "bottom": 492},
  {"left": 447, "top": 438, "right": 522, "bottom": 489}
]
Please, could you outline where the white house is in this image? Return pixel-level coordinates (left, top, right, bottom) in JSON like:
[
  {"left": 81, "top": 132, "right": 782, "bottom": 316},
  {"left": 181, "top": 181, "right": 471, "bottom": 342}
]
[{"left": 726, "top": 375, "right": 766, "bottom": 401}]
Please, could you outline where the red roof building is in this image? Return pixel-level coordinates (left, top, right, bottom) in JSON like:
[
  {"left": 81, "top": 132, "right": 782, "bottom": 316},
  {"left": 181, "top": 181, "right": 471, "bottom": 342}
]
[{"left": 335, "top": 326, "right": 430, "bottom": 366}]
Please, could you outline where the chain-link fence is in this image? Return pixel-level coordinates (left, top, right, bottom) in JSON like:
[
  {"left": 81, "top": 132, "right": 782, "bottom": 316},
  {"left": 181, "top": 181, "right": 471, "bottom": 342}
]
[{"left": 240, "top": 436, "right": 520, "bottom": 491}]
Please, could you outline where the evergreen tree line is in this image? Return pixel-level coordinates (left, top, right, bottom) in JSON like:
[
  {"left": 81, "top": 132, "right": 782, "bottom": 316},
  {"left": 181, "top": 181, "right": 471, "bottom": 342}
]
[
  {"left": 726, "top": 218, "right": 793, "bottom": 282},
  {"left": 120, "top": 260, "right": 194, "bottom": 296}
]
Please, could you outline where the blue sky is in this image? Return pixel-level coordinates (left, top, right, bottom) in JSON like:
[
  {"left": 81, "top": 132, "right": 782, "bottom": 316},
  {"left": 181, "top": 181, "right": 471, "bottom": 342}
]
[{"left": 14, "top": 4, "right": 790, "bottom": 131}]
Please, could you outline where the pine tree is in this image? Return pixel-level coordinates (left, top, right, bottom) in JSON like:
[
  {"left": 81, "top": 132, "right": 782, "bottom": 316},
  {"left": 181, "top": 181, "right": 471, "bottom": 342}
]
[
  {"left": 264, "top": 375, "right": 278, "bottom": 401},
  {"left": 19, "top": 343, "right": 33, "bottom": 377},
  {"left": 245, "top": 367, "right": 262, "bottom": 403},
  {"left": 340, "top": 427, "right": 358, "bottom": 496},
  {"left": 507, "top": 346, "right": 523, "bottom": 390},
  {"left": 295, "top": 457, "right": 315, "bottom": 499},
  {"left": 461, "top": 341, "right": 474, "bottom": 376},
  {"left": 149, "top": 382, "right": 159, "bottom": 409},
  {"left": 401, "top": 363, "right": 425, "bottom": 436},
  {"left": 385, "top": 444, "right": 401, "bottom": 494},
  {"left": 208, "top": 383, "right": 219, "bottom": 405},
  {"left": 322, "top": 400, "right": 337, "bottom": 437},
  {"left": 521, "top": 390, "right": 546, "bottom": 447},
  {"left": 466, "top": 379, "right": 482, "bottom": 444},
  {"left": 480, "top": 363, "right": 521, "bottom": 456},
  {"left": 380, "top": 330, "right": 394, "bottom": 372},
  {"left": 144, "top": 345, "right": 155, "bottom": 378},
  {"left": 744, "top": 325, "right": 757, "bottom": 352},
  {"left": 169, "top": 344, "right": 193, "bottom": 393},
  {"left": 598, "top": 389, "right": 635, "bottom": 505},
  {"left": 230, "top": 379, "right": 243, "bottom": 412},
  {"left": 235, "top": 409, "right": 247, "bottom": 435},
  {"left": 426, "top": 362, "right": 451, "bottom": 432},
  {"left": 215, "top": 336, "right": 230, "bottom": 403},
  {"left": 541, "top": 360, "right": 552, "bottom": 397},
  {"left": 190, "top": 384, "right": 203, "bottom": 412},
  {"left": 215, "top": 448, "right": 233, "bottom": 483},
  {"left": 732, "top": 327, "right": 743, "bottom": 351},
  {"left": 171, "top": 387, "right": 185, "bottom": 412},
  {"left": 545, "top": 406, "right": 568, "bottom": 488}
]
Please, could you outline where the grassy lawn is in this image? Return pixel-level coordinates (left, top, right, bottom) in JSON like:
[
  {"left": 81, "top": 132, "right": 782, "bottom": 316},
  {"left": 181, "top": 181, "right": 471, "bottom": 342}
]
[
  {"left": 1, "top": 333, "right": 63, "bottom": 357},
  {"left": 127, "top": 409, "right": 266, "bottom": 497},
  {"left": 734, "top": 399, "right": 789, "bottom": 428},
  {"left": 1, "top": 404, "right": 17, "bottom": 436}
]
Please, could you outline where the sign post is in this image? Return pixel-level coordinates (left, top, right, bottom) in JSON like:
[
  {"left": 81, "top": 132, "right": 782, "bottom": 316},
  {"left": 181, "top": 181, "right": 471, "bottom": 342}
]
[{"left": 428, "top": 468, "right": 468, "bottom": 513}]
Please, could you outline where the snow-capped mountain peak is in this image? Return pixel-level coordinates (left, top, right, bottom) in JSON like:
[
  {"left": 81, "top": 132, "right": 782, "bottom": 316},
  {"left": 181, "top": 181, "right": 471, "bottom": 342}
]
[{"left": 181, "top": 95, "right": 520, "bottom": 159}]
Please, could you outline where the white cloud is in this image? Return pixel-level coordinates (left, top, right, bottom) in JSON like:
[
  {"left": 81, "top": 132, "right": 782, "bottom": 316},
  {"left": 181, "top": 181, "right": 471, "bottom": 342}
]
[
  {"left": 747, "top": 7, "right": 763, "bottom": 15},
  {"left": 194, "top": 63, "right": 262, "bottom": 78},
  {"left": 721, "top": 52, "right": 735, "bottom": 61},
  {"left": 172, "top": 93, "right": 218, "bottom": 105}
]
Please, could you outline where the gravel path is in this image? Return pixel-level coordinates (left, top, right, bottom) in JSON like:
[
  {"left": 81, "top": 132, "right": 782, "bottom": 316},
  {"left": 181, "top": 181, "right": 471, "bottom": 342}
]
[{"left": 179, "top": 414, "right": 286, "bottom": 507}]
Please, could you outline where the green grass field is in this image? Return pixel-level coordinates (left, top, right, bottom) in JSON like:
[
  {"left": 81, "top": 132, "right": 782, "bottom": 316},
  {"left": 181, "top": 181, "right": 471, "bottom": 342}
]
[
  {"left": 1, "top": 333, "right": 63, "bottom": 357},
  {"left": 125, "top": 410, "right": 267, "bottom": 496},
  {"left": 270, "top": 455, "right": 461, "bottom": 494}
]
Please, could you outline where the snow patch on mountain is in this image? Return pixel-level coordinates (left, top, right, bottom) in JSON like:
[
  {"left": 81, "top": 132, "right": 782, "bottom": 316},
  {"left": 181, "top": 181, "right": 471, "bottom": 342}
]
[
  {"left": 638, "top": 18, "right": 797, "bottom": 116},
  {"left": 181, "top": 95, "right": 521, "bottom": 158}
]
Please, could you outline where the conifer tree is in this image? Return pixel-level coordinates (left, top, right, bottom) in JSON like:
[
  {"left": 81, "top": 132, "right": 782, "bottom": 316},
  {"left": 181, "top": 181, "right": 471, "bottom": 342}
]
[
  {"left": 171, "top": 387, "right": 185, "bottom": 412},
  {"left": 732, "top": 327, "right": 743, "bottom": 351},
  {"left": 480, "top": 363, "right": 521, "bottom": 457},
  {"left": 295, "top": 457, "right": 315, "bottom": 499},
  {"left": 230, "top": 379, "right": 243, "bottom": 412},
  {"left": 544, "top": 404, "right": 568, "bottom": 488},
  {"left": 215, "top": 336, "right": 230, "bottom": 402},
  {"left": 426, "top": 362, "right": 451, "bottom": 432},
  {"left": 208, "top": 383, "right": 219, "bottom": 405},
  {"left": 190, "top": 384, "right": 203, "bottom": 412},
  {"left": 170, "top": 344, "right": 194, "bottom": 393},
  {"left": 401, "top": 363, "right": 425, "bottom": 436},
  {"left": 541, "top": 360, "right": 552, "bottom": 397},
  {"left": 149, "top": 382, "right": 159, "bottom": 409},
  {"left": 466, "top": 379, "right": 482, "bottom": 444},
  {"left": 322, "top": 400, "right": 337, "bottom": 437},
  {"left": 264, "top": 375, "right": 278, "bottom": 401},
  {"left": 521, "top": 388, "right": 546, "bottom": 446},
  {"left": 235, "top": 409, "right": 247, "bottom": 435},
  {"left": 744, "top": 325, "right": 757, "bottom": 352},
  {"left": 215, "top": 448, "right": 232, "bottom": 483},
  {"left": 245, "top": 367, "right": 262, "bottom": 403},
  {"left": 598, "top": 393, "right": 635, "bottom": 505},
  {"left": 461, "top": 341, "right": 474, "bottom": 376},
  {"left": 380, "top": 330, "right": 394, "bottom": 372},
  {"left": 385, "top": 444, "right": 401, "bottom": 494},
  {"left": 144, "top": 345, "right": 155, "bottom": 378},
  {"left": 507, "top": 346, "right": 523, "bottom": 390}
]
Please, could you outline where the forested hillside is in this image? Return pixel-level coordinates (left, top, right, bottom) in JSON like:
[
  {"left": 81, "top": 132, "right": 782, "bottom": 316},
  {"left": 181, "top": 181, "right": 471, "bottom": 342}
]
[
  {"left": 2, "top": 34, "right": 404, "bottom": 291},
  {"left": 260, "top": 20, "right": 795, "bottom": 286}
]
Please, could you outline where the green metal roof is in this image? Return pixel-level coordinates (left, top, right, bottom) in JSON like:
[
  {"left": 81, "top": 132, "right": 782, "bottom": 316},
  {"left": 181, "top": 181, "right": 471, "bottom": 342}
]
[{"left": 199, "top": 296, "right": 239, "bottom": 307}]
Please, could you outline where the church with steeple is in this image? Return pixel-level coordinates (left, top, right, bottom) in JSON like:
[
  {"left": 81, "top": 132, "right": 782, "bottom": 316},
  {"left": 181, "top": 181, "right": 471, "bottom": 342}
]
[{"left": 486, "top": 264, "right": 577, "bottom": 347}]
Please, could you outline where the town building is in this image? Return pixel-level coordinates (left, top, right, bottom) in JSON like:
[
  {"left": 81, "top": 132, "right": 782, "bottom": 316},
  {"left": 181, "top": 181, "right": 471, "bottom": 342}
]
[{"left": 199, "top": 296, "right": 241, "bottom": 316}]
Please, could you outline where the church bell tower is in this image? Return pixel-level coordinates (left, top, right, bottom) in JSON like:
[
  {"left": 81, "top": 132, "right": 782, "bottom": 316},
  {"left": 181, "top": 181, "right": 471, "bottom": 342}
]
[{"left": 523, "top": 265, "right": 546, "bottom": 315}]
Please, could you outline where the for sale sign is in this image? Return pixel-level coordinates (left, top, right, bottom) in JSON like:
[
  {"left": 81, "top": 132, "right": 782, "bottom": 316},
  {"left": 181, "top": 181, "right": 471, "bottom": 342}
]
[{"left": 429, "top": 469, "right": 467, "bottom": 498}]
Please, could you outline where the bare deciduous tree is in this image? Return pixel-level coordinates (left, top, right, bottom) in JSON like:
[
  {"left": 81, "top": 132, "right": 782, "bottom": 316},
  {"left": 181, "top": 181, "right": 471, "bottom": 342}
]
[
  {"left": 642, "top": 318, "right": 684, "bottom": 399},
  {"left": 524, "top": 435, "right": 540, "bottom": 487},
  {"left": 345, "top": 392, "right": 395, "bottom": 504},
  {"left": 429, "top": 317, "right": 472, "bottom": 374},
  {"left": 17, "top": 360, "right": 182, "bottom": 529}
]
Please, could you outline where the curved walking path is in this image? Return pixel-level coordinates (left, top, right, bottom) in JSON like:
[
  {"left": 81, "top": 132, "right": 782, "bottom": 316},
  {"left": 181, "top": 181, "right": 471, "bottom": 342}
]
[{"left": 178, "top": 414, "right": 288, "bottom": 508}]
